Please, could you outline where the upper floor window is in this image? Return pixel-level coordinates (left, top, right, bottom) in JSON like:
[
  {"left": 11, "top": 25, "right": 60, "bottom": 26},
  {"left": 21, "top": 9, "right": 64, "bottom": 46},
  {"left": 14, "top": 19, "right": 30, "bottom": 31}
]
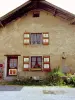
[
  {"left": 31, "top": 33, "right": 42, "bottom": 44},
  {"left": 24, "top": 32, "right": 49, "bottom": 45},
  {"left": 33, "top": 11, "right": 40, "bottom": 17}
]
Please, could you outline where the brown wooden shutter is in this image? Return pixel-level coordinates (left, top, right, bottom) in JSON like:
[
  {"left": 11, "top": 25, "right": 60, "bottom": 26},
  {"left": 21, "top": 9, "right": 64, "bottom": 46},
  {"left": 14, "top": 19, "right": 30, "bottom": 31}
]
[
  {"left": 43, "top": 56, "right": 51, "bottom": 71},
  {"left": 23, "top": 56, "right": 30, "bottom": 71},
  {"left": 43, "top": 32, "right": 49, "bottom": 45},
  {"left": 9, "top": 69, "right": 17, "bottom": 75},
  {"left": 24, "top": 33, "right": 30, "bottom": 45}
]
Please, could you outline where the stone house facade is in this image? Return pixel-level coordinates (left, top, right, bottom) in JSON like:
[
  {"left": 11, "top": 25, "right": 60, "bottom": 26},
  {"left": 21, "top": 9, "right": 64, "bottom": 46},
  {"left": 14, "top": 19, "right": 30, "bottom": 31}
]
[{"left": 0, "top": 0, "right": 75, "bottom": 80}]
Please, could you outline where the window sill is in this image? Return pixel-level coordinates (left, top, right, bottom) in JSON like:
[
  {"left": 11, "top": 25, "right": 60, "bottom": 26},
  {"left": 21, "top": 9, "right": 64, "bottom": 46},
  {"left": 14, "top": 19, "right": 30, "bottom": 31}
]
[
  {"left": 24, "top": 44, "right": 49, "bottom": 46},
  {"left": 30, "top": 68, "right": 42, "bottom": 71},
  {"left": 7, "top": 75, "right": 17, "bottom": 77}
]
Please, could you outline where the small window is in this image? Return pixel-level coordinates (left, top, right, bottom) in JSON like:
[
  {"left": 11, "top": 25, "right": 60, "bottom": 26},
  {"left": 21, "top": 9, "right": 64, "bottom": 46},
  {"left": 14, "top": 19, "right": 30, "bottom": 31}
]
[{"left": 33, "top": 11, "right": 40, "bottom": 17}]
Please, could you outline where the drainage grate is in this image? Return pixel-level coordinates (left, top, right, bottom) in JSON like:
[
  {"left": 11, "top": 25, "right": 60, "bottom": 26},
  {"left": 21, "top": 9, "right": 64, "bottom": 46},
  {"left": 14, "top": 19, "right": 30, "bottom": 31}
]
[{"left": 43, "top": 90, "right": 66, "bottom": 95}]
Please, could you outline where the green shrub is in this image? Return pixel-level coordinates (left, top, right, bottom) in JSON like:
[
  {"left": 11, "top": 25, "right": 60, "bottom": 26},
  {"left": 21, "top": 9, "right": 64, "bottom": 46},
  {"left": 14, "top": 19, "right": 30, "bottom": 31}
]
[
  {"left": 65, "top": 76, "right": 75, "bottom": 87},
  {"left": 46, "top": 67, "right": 65, "bottom": 86}
]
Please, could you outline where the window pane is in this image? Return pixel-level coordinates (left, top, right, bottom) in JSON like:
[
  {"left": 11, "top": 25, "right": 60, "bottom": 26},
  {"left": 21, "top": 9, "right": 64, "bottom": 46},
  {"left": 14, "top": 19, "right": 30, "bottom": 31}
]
[
  {"left": 13, "top": 59, "right": 17, "bottom": 63},
  {"left": 38, "top": 62, "right": 42, "bottom": 66},
  {"left": 13, "top": 59, "right": 17, "bottom": 67},
  {"left": 31, "top": 34, "right": 36, "bottom": 44},
  {"left": 10, "top": 63, "right": 13, "bottom": 68},
  {"left": 9, "top": 59, "right": 17, "bottom": 68},
  {"left": 10, "top": 59, "right": 13, "bottom": 63},
  {"left": 31, "top": 57, "right": 36, "bottom": 61},
  {"left": 10, "top": 59, "right": 13, "bottom": 67},
  {"left": 36, "top": 34, "right": 42, "bottom": 44},
  {"left": 37, "top": 57, "right": 42, "bottom": 61},
  {"left": 32, "top": 62, "right": 36, "bottom": 66},
  {"left": 13, "top": 63, "right": 17, "bottom": 67}
]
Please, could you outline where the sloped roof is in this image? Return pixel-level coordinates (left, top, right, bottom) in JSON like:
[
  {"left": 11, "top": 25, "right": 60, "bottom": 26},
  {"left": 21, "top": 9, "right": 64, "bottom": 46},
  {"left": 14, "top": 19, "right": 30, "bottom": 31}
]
[{"left": 0, "top": 0, "right": 75, "bottom": 27}]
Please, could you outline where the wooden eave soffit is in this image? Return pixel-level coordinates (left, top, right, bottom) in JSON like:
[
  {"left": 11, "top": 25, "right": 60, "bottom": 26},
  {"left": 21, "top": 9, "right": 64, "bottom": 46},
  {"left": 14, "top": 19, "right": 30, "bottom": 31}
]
[
  {"left": 4, "top": 54, "right": 21, "bottom": 57},
  {"left": 0, "top": 21, "right": 3, "bottom": 27},
  {"left": 70, "top": 18, "right": 75, "bottom": 25}
]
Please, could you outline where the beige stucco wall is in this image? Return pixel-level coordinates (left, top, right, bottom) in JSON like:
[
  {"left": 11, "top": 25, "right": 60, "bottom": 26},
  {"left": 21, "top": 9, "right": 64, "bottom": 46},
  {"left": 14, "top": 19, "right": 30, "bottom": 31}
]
[{"left": 0, "top": 10, "right": 75, "bottom": 79}]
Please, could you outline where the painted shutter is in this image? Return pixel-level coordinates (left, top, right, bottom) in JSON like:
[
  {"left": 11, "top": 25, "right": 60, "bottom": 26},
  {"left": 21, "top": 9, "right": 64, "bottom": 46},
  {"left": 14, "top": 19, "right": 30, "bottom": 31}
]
[
  {"left": 43, "top": 32, "right": 49, "bottom": 45},
  {"left": 9, "top": 69, "right": 17, "bottom": 75},
  {"left": 24, "top": 33, "right": 30, "bottom": 45},
  {"left": 43, "top": 56, "right": 51, "bottom": 71},
  {"left": 23, "top": 56, "right": 30, "bottom": 71}
]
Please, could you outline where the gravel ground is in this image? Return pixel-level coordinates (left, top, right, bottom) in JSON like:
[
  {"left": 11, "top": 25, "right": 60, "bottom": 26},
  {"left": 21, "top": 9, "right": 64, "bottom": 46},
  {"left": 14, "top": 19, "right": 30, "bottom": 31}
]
[{"left": 0, "top": 86, "right": 75, "bottom": 100}]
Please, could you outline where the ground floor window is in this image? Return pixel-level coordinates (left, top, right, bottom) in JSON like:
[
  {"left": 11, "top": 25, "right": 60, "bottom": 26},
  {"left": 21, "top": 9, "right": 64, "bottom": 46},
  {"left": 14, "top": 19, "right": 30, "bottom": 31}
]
[
  {"left": 31, "top": 56, "right": 42, "bottom": 70},
  {"left": 23, "top": 56, "right": 51, "bottom": 71}
]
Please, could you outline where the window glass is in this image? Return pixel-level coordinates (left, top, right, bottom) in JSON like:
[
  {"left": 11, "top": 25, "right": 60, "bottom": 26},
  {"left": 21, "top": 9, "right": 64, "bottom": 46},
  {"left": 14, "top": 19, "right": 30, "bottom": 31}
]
[
  {"left": 38, "top": 62, "right": 42, "bottom": 66},
  {"left": 32, "top": 62, "right": 36, "bottom": 66},
  {"left": 31, "top": 34, "right": 36, "bottom": 44},
  {"left": 31, "top": 33, "right": 42, "bottom": 44},
  {"left": 31, "top": 57, "right": 36, "bottom": 61},
  {"left": 9, "top": 59, "right": 17, "bottom": 68},
  {"left": 31, "top": 56, "right": 42, "bottom": 68},
  {"left": 36, "top": 34, "right": 42, "bottom": 44},
  {"left": 37, "top": 57, "right": 42, "bottom": 62}
]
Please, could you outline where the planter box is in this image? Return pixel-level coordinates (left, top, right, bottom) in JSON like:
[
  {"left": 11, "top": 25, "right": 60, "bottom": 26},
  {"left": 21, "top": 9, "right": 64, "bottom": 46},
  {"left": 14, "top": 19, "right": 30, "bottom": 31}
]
[{"left": 31, "top": 68, "right": 42, "bottom": 71}]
